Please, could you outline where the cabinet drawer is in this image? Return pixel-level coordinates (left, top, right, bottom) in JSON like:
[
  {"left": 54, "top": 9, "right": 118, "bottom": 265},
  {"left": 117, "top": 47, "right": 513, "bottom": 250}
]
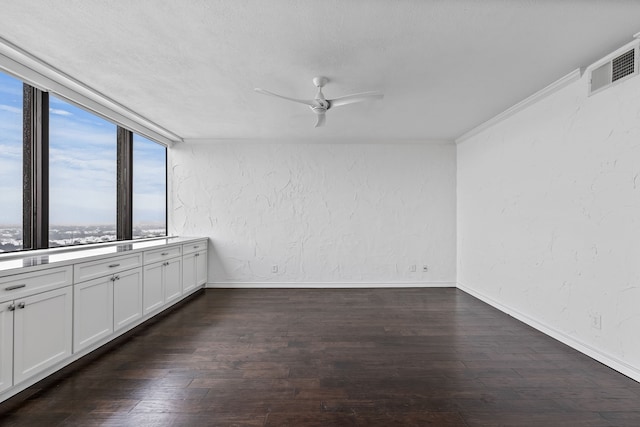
[
  {"left": 182, "top": 240, "right": 207, "bottom": 255},
  {"left": 144, "top": 245, "right": 181, "bottom": 264},
  {"left": 0, "top": 266, "right": 72, "bottom": 303},
  {"left": 74, "top": 254, "right": 142, "bottom": 283}
]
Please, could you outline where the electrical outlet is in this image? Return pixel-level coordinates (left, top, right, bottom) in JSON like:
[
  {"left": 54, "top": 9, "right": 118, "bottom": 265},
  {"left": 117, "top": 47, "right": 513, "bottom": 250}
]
[
  {"left": 590, "top": 313, "right": 602, "bottom": 330},
  {"left": 271, "top": 265, "right": 278, "bottom": 273},
  {"left": 409, "top": 265, "right": 416, "bottom": 272},
  {"left": 422, "top": 265, "right": 428, "bottom": 272}
]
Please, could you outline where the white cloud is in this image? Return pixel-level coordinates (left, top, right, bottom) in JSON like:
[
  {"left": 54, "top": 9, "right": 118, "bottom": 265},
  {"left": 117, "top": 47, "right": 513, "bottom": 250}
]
[
  {"left": 0, "top": 104, "right": 21, "bottom": 114},
  {"left": 0, "top": 143, "right": 21, "bottom": 158},
  {"left": 50, "top": 108, "right": 73, "bottom": 116}
]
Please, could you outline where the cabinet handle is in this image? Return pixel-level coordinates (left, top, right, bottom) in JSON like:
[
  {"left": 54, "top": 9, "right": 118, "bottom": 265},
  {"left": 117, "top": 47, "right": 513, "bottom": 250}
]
[
  {"left": 193, "top": 246, "right": 199, "bottom": 249},
  {"left": 115, "top": 275, "right": 120, "bottom": 281},
  {"left": 7, "top": 303, "right": 15, "bottom": 312},
  {"left": 161, "top": 252, "right": 169, "bottom": 256},
  {"left": 5, "top": 284, "right": 26, "bottom": 291},
  {"left": 17, "top": 302, "right": 25, "bottom": 309},
  {"left": 195, "top": 253, "right": 200, "bottom": 257},
  {"left": 108, "top": 264, "right": 120, "bottom": 268}
]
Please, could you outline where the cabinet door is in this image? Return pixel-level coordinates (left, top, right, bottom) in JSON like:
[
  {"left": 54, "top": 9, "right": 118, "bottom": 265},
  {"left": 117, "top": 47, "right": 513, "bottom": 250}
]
[
  {"left": 114, "top": 268, "right": 143, "bottom": 331},
  {"left": 164, "top": 258, "right": 182, "bottom": 304},
  {"left": 182, "top": 252, "right": 196, "bottom": 294},
  {"left": 13, "top": 286, "right": 72, "bottom": 385},
  {"left": 74, "top": 277, "right": 114, "bottom": 352},
  {"left": 0, "top": 301, "right": 14, "bottom": 393},
  {"left": 143, "top": 262, "right": 164, "bottom": 315},
  {"left": 196, "top": 251, "right": 208, "bottom": 286}
]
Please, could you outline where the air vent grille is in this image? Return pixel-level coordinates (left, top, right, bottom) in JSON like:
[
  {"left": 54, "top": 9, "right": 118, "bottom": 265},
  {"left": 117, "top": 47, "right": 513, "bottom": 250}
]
[
  {"left": 612, "top": 49, "right": 635, "bottom": 82},
  {"left": 588, "top": 44, "right": 639, "bottom": 96}
]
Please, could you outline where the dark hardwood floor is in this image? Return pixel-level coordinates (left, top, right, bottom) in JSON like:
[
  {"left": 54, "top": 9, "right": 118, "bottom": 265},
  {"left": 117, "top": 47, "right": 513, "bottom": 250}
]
[{"left": 1, "top": 288, "right": 639, "bottom": 426}]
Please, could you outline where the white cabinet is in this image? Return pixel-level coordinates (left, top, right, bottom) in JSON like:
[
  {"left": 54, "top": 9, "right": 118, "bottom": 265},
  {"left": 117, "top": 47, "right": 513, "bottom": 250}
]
[
  {"left": 73, "top": 251, "right": 143, "bottom": 353},
  {"left": 0, "top": 236, "right": 206, "bottom": 403},
  {"left": 182, "top": 241, "right": 206, "bottom": 256},
  {"left": 196, "top": 252, "right": 207, "bottom": 286},
  {"left": 144, "top": 246, "right": 181, "bottom": 265},
  {"left": 113, "top": 268, "right": 143, "bottom": 332},
  {"left": 0, "top": 301, "right": 13, "bottom": 393},
  {"left": 73, "top": 277, "right": 114, "bottom": 352},
  {"left": 0, "top": 266, "right": 72, "bottom": 303},
  {"left": 183, "top": 251, "right": 207, "bottom": 294},
  {"left": 143, "top": 258, "right": 182, "bottom": 314},
  {"left": 182, "top": 240, "right": 208, "bottom": 294},
  {"left": 182, "top": 252, "right": 197, "bottom": 294},
  {"left": 1, "top": 268, "right": 73, "bottom": 392},
  {"left": 143, "top": 262, "right": 164, "bottom": 314},
  {"left": 73, "top": 254, "right": 141, "bottom": 283},
  {"left": 74, "top": 268, "right": 143, "bottom": 350},
  {"left": 13, "top": 286, "right": 73, "bottom": 385},
  {"left": 164, "top": 258, "right": 182, "bottom": 304}
]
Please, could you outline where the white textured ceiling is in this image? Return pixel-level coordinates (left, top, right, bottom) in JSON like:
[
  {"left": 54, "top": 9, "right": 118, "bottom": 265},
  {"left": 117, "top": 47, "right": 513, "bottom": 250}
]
[{"left": 1, "top": 1, "right": 640, "bottom": 141}]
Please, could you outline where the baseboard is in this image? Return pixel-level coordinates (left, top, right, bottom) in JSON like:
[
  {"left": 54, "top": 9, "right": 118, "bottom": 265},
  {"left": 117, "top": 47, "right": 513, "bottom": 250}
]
[
  {"left": 457, "top": 281, "right": 640, "bottom": 383},
  {"left": 206, "top": 281, "right": 456, "bottom": 289}
]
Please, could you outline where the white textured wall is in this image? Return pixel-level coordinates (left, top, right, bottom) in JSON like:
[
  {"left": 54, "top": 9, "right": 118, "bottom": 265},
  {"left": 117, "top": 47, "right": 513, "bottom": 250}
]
[
  {"left": 458, "top": 74, "right": 640, "bottom": 378},
  {"left": 170, "top": 140, "right": 456, "bottom": 286}
]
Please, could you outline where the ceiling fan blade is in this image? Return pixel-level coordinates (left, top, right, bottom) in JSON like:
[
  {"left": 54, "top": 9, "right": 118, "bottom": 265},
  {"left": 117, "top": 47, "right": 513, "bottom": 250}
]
[
  {"left": 315, "top": 113, "right": 326, "bottom": 128},
  {"left": 329, "top": 91, "right": 384, "bottom": 108},
  {"left": 254, "top": 88, "right": 315, "bottom": 106}
]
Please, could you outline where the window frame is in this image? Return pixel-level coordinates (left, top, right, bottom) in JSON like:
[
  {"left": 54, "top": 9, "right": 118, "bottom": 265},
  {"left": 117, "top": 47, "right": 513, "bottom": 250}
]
[
  {"left": 1, "top": 74, "right": 167, "bottom": 253},
  {"left": 117, "top": 127, "right": 133, "bottom": 240},
  {"left": 22, "top": 84, "right": 49, "bottom": 250}
]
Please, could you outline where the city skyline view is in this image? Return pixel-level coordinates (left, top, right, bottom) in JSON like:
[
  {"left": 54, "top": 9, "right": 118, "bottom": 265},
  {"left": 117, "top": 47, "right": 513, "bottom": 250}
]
[{"left": 0, "top": 223, "right": 166, "bottom": 253}]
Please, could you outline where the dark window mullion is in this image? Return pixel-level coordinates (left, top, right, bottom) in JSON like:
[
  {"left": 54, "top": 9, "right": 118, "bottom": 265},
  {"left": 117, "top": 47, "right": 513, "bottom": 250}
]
[
  {"left": 117, "top": 127, "right": 133, "bottom": 240},
  {"left": 23, "top": 84, "right": 49, "bottom": 250}
]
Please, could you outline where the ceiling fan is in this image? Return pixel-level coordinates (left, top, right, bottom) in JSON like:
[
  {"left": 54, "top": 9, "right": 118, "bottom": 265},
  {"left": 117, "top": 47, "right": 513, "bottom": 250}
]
[{"left": 255, "top": 76, "right": 383, "bottom": 128}]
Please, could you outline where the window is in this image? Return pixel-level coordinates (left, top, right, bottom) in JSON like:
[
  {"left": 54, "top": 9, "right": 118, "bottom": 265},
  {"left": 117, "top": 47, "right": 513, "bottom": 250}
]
[
  {"left": 0, "top": 71, "right": 23, "bottom": 252},
  {"left": 133, "top": 134, "right": 167, "bottom": 239},
  {"left": 48, "top": 96, "right": 118, "bottom": 247},
  {"left": 0, "top": 72, "right": 167, "bottom": 253}
]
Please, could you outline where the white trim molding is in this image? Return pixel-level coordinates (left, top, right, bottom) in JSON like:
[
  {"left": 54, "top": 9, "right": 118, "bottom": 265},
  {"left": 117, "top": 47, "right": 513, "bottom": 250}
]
[
  {"left": 0, "top": 36, "right": 182, "bottom": 146},
  {"left": 457, "top": 281, "right": 640, "bottom": 383},
  {"left": 456, "top": 68, "right": 583, "bottom": 144},
  {"left": 207, "top": 281, "right": 456, "bottom": 289}
]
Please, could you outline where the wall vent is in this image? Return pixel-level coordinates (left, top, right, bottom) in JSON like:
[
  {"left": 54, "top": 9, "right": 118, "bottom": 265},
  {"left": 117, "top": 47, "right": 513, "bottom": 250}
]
[
  {"left": 612, "top": 49, "right": 635, "bottom": 81},
  {"left": 589, "top": 45, "right": 638, "bottom": 95}
]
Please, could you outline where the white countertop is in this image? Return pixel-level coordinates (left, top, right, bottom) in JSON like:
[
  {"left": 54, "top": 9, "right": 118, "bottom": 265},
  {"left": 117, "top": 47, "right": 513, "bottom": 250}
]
[{"left": 0, "top": 236, "right": 207, "bottom": 277}]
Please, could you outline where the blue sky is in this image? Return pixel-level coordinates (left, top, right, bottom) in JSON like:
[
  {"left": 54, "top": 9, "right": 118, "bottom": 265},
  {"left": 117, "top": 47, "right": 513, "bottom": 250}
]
[
  {"left": 0, "top": 72, "right": 22, "bottom": 226},
  {"left": 133, "top": 134, "right": 167, "bottom": 225},
  {"left": 0, "top": 71, "right": 166, "bottom": 227}
]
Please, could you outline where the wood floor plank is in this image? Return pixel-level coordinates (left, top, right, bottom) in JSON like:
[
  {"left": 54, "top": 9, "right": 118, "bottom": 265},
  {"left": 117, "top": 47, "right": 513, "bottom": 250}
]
[{"left": 1, "top": 288, "right": 640, "bottom": 426}]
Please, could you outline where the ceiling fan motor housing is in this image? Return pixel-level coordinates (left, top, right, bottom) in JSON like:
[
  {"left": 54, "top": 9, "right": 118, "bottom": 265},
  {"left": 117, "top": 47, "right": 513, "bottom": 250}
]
[{"left": 311, "top": 99, "right": 329, "bottom": 114}]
